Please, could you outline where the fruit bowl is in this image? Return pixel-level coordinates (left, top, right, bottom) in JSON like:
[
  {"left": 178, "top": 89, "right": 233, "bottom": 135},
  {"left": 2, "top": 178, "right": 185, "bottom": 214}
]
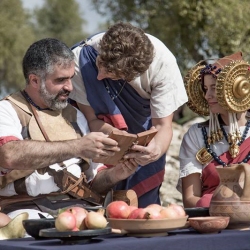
[
  {"left": 107, "top": 216, "right": 188, "bottom": 237},
  {"left": 188, "top": 216, "right": 230, "bottom": 234}
]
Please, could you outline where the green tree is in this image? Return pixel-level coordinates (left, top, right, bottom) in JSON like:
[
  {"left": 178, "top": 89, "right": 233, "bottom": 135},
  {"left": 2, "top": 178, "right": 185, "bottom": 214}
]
[
  {"left": 0, "top": 0, "right": 89, "bottom": 96},
  {"left": 91, "top": 0, "right": 250, "bottom": 74},
  {"left": 0, "top": 0, "right": 35, "bottom": 95},
  {"left": 34, "top": 0, "right": 87, "bottom": 47}
]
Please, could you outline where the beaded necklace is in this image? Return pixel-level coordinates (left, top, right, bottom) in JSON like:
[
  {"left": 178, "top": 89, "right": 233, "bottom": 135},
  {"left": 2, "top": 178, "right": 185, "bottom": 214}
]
[
  {"left": 201, "top": 120, "right": 250, "bottom": 167},
  {"left": 22, "top": 90, "right": 51, "bottom": 111},
  {"left": 104, "top": 80, "right": 126, "bottom": 100}
]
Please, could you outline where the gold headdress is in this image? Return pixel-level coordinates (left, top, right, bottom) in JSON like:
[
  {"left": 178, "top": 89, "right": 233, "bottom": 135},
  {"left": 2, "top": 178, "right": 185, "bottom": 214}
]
[{"left": 184, "top": 52, "right": 250, "bottom": 160}]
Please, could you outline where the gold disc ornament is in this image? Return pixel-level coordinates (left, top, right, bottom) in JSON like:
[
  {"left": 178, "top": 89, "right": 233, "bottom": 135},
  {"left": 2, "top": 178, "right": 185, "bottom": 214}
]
[
  {"left": 184, "top": 63, "right": 210, "bottom": 116},
  {"left": 216, "top": 60, "right": 250, "bottom": 113}
]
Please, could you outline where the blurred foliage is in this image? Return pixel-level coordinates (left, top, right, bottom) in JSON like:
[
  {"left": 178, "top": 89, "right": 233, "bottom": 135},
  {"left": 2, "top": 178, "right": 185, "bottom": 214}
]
[
  {"left": 0, "top": 0, "right": 86, "bottom": 95},
  {"left": 0, "top": 0, "right": 35, "bottom": 94},
  {"left": 90, "top": 0, "right": 250, "bottom": 124},
  {"left": 1, "top": 0, "right": 250, "bottom": 124},
  {"left": 91, "top": 0, "right": 250, "bottom": 75},
  {"left": 33, "top": 0, "right": 87, "bottom": 47}
]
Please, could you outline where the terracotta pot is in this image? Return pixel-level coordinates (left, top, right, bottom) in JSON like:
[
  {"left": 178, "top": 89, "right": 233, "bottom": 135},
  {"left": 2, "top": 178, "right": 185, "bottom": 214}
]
[{"left": 209, "top": 163, "right": 250, "bottom": 229}]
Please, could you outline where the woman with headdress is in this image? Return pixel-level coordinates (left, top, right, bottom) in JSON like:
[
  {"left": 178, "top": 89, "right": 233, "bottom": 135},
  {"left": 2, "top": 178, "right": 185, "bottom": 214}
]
[{"left": 177, "top": 52, "right": 250, "bottom": 208}]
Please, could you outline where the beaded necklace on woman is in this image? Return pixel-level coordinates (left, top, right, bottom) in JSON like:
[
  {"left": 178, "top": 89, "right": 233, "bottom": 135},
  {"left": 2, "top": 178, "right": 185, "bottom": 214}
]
[
  {"left": 201, "top": 114, "right": 250, "bottom": 167},
  {"left": 184, "top": 52, "right": 250, "bottom": 167}
]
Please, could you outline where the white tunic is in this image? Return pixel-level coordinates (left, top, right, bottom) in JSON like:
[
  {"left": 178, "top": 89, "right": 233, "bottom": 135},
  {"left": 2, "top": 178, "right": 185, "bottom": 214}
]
[
  {"left": 177, "top": 123, "right": 250, "bottom": 192},
  {"left": 69, "top": 32, "right": 188, "bottom": 118}
]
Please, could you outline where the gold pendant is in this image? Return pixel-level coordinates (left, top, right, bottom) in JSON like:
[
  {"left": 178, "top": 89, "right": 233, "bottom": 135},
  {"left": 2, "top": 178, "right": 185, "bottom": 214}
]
[
  {"left": 229, "top": 143, "right": 240, "bottom": 158},
  {"left": 196, "top": 147, "right": 213, "bottom": 165}
]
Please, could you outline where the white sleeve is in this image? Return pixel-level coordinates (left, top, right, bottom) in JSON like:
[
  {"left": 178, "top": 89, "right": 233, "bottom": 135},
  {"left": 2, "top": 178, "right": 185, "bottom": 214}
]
[
  {"left": 0, "top": 100, "right": 23, "bottom": 175},
  {"left": 25, "top": 171, "right": 60, "bottom": 196},
  {"left": 148, "top": 35, "right": 188, "bottom": 118},
  {"left": 176, "top": 124, "right": 204, "bottom": 192},
  {"left": 0, "top": 100, "right": 23, "bottom": 139}
]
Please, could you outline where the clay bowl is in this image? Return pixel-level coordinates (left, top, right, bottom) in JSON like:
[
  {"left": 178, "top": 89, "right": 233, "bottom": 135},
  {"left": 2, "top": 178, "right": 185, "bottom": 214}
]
[
  {"left": 22, "top": 218, "right": 55, "bottom": 239},
  {"left": 189, "top": 216, "right": 229, "bottom": 234},
  {"left": 209, "top": 202, "right": 250, "bottom": 229},
  {"left": 108, "top": 216, "right": 188, "bottom": 237}
]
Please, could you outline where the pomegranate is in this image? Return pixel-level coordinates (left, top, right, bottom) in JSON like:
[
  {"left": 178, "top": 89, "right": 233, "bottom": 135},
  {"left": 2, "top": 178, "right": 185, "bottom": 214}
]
[
  {"left": 144, "top": 207, "right": 163, "bottom": 219},
  {"left": 85, "top": 211, "right": 108, "bottom": 229},
  {"left": 0, "top": 212, "right": 11, "bottom": 228},
  {"left": 55, "top": 211, "right": 77, "bottom": 232},
  {"left": 127, "top": 208, "right": 149, "bottom": 219},
  {"left": 106, "top": 201, "right": 130, "bottom": 219},
  {"left": 128, "top": 205, "right": 138, "bottom": 214},
  {"left": 145, "top": 204, "right": 163, "bottom": 212},
  {"left": 168, "top": 204, "right": 186, "bottom": 217},
  {"left": 160, "top": 206, "right": 179, "bottom": 219},
  {"left": 66, "top": 206, "right": 88, "bottom": 230}
]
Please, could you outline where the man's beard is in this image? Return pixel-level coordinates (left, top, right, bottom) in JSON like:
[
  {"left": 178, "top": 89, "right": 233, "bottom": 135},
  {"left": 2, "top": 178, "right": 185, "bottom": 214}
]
[{"left": 39, "top": 81, "right": 70, "bottom": 110}]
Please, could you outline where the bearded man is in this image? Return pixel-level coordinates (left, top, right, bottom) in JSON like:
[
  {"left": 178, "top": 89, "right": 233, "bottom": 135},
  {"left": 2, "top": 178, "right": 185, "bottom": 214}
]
[{"left": 0, "top": 38, "right": 138, "bottom": 219}]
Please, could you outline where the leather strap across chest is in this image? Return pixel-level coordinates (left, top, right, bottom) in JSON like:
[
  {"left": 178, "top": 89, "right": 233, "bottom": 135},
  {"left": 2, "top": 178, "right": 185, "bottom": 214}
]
[{"left": 0, "top": 92, "right": 102, "bottom": 205}]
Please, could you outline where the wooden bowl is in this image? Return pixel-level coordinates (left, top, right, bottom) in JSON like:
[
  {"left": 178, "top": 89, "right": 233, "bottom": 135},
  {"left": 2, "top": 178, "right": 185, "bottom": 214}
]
[
  {"left": 108, "top": 216, "right": 188, "bottom": 237},
  {"left": 189, "top": 216, "right": 229, "bottom": 234}
]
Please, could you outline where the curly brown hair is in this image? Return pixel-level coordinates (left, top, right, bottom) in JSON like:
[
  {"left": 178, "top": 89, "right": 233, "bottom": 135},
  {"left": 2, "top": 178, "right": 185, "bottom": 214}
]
[{"left": 98, "top": 22, "right": 154, "bottom": 82}]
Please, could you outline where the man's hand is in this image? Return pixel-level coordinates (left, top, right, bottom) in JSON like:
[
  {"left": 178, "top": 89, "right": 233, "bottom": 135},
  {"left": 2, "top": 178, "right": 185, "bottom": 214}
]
[
  {"left": 114, "top": 159, "right": 138, "bottom": 179},
  {"left": 0, "top": 132, "right": 120, "bottom": 171},
  {"left": 77, "top": 132, "right": 120, "bottom": 159}
]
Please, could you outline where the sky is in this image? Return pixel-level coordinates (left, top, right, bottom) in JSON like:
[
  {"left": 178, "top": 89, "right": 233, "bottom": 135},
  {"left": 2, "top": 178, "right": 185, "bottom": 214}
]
[{"left": 21, "top": 0, "right": 107, "bottom": 34}]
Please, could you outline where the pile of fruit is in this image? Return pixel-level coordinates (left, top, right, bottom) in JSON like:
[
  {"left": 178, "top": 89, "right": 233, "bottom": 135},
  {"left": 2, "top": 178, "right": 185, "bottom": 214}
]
[
  {"left": 55, "top": 202, "right": 186, "bottom": 232},
  {"left": 106, "top": 201, "right": 186, "bottom": 219},
  {"left": 55, "top": 207, "right": 107, "bottom": 232}
]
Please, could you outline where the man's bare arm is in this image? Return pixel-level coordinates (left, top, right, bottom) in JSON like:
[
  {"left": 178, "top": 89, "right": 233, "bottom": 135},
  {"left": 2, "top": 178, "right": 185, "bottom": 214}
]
[
  {"left": 91, "top": 159, "right": 138, "bottom": 194},
  {"left": 0, "top": 132, "right": 120, "bottom": 170}
]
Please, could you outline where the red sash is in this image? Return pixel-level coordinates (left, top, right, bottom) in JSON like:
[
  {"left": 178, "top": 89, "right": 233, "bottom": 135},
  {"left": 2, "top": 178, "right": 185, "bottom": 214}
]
[{"left": 196, "top": 136, "right": 250, "bottom": 207}]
